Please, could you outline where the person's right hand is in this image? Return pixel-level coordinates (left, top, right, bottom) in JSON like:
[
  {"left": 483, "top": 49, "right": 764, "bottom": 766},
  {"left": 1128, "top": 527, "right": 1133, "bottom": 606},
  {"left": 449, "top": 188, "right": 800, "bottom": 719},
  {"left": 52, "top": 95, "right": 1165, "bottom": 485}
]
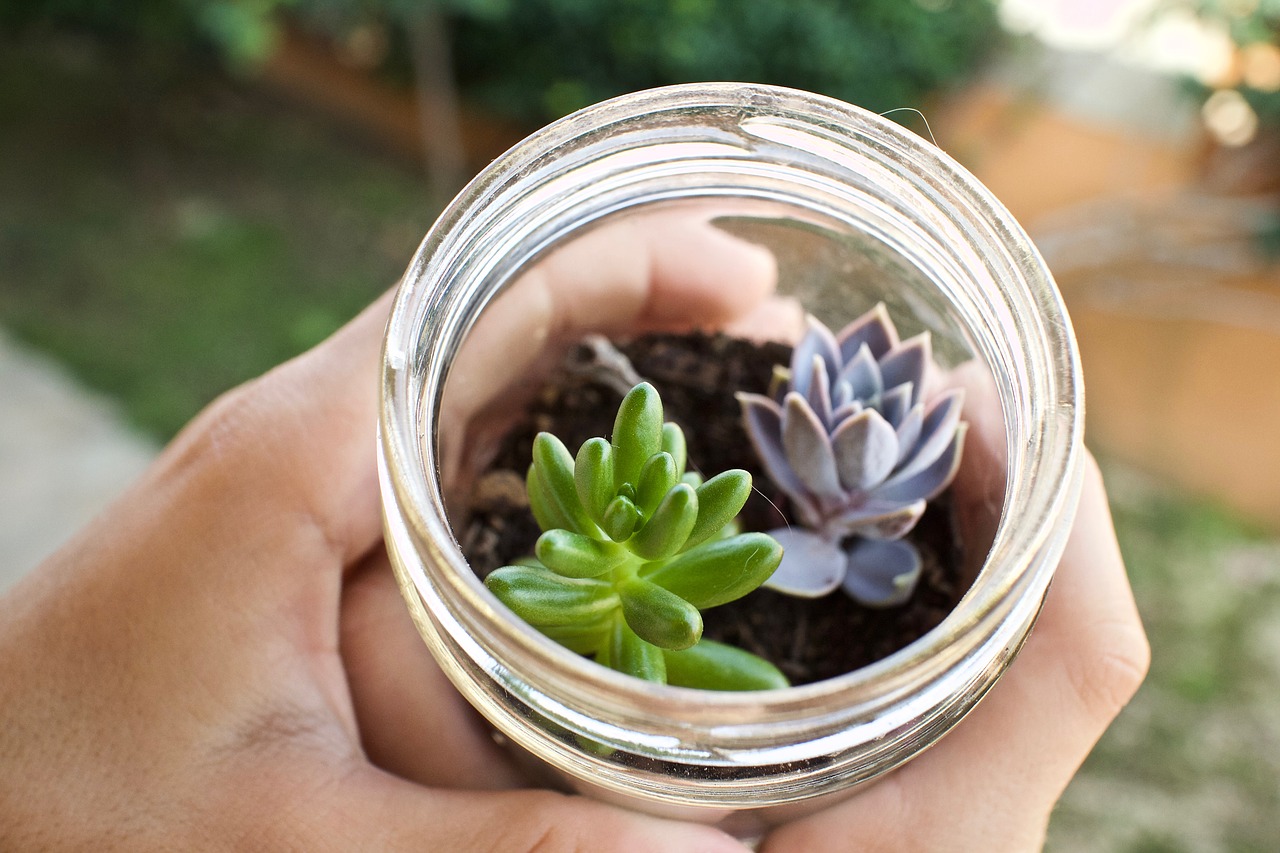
[
  {"left": 0, "top": 214, "right": 775, "bottom": 852},
  {"left": 758, "top": 446, "right": 1149, "bottom": 851}
]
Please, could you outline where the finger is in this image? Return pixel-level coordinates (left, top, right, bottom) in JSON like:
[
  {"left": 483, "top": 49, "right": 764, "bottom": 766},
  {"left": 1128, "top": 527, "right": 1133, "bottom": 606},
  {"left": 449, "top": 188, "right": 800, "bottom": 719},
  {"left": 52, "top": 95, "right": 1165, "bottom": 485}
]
[
  {"left": 145, "top": 290, "right": 395, "bottom": 573},
  {"left": 22, "top": 291, "right": 397, "bottom": 696},
  {"left": 529, "top": 211, "right": 779, "bottom": 337},
  {"left": 340, "top": 549, "right": 525, "bottom": 790},
  {"left": 944, "top": 359, "right": 1011, "bottom": 583},
  {"left": 722, "top": 295, "right": 807, "bottom": 344},
  {"left": 439, "top": 213, "right": 776, "bottom": 486},
  {"left": 302, "top": 767, "right": 752, "bottom": 853},
  {"left": 762, "top": 455, "right": 1149, "bottom": 852},
  {"left": 443, "top": 213, "right": 777, "bottom": 431}
]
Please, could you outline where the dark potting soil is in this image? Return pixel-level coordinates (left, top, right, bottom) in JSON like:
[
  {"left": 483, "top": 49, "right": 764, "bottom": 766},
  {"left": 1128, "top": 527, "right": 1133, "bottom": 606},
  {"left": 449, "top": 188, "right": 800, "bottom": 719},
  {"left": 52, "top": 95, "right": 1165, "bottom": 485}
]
[{"left": 459, "top": 331, "right": 966, "bottom": 685}]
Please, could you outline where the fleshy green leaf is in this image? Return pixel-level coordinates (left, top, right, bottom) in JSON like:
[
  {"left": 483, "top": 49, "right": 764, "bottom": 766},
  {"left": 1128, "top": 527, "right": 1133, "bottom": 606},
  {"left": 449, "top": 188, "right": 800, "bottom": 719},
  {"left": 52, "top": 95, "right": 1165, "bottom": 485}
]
[
  {"left": 532, "top": 433, "right": 597, "bottom": 535},
  {"left": 601, "top": 494, "right": 641, "bottom": 542},
  {"left": 527, "top": 464, "right": 571, "bottom": 533},
  {"left": 619, "top": 577, "right": 702, "bottom": 650},
  {"left": 663, "top": 639, "right": 789, "bottom": 691},
  {"left": 661, "top": 421, "right": 687, "bottom": 474},
  {"left": 574, "top": 437, "right": 615, "bottom": 523},
  {"left": 629, "top": 483, "right": 697, "bottom": 561},
  {"left": 642, "top": 532, "right": 783, "bottom": 609},
  {"left": 635, "top": 452, "right": 679, "bottom": 516},
  {"left": 611, "top": 382, "right": 663, "bottom": 490},
  {"left": 600, "top": 618, "right": 667, "bottom": 683},
  {"left": 535, "top": 529, "right": 627, "bottom": 578},
  {"left": 485, "top": 566, "right": 617, "bottom": 627},
  {"left": 684, "top": 469, "right": 752, "bottom": 550},
  {"left": 501, "top": 382, "right": 788, "bottom": 689},
  {"left": 542, "top": 620, "right": 612, "bottom": 655}
]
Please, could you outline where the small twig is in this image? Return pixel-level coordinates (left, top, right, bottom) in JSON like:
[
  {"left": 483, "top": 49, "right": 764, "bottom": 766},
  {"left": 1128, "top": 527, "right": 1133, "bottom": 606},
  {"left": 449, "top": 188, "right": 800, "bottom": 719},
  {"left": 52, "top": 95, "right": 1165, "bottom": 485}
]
[{"left": 568, "top": 335, "right": 645, "bottom": 396}]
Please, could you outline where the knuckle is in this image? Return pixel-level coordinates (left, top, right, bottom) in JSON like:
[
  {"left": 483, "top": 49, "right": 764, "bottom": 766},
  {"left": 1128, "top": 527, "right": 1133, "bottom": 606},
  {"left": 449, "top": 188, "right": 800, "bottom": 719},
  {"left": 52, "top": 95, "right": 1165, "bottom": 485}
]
[
  {"left": 493, "top": 792, "right": 592, "bottom": 853},
  {"left": 1065, "top": 618, "right": 1151, "bottom": 722},
  {"left": 163, "top": 371, "right": 303, "bottom": 488},
  {"left": 495, "top": 792, "right": 658, "bottom": 853}
]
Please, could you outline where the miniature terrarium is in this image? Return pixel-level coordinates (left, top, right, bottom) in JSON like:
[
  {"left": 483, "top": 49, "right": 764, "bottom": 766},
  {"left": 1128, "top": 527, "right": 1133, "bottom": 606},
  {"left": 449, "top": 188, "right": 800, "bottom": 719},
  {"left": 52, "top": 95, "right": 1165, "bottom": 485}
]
[{"left": 378, "top": 83, "right": 1083, "bottom": 833}]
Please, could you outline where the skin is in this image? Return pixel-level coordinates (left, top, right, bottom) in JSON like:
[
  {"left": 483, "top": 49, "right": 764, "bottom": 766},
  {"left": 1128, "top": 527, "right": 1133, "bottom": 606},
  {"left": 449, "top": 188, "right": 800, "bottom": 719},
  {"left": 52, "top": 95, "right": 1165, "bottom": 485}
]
[{"left": 0, "top": 216, "right": 1148, "bottom": 852}]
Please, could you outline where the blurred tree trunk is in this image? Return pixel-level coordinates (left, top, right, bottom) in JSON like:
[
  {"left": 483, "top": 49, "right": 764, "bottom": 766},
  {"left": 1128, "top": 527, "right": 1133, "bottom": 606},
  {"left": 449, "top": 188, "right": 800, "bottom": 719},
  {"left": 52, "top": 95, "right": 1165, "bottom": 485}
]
[{"left": 406, "top": 3, "right": 466, "bottom": 200}]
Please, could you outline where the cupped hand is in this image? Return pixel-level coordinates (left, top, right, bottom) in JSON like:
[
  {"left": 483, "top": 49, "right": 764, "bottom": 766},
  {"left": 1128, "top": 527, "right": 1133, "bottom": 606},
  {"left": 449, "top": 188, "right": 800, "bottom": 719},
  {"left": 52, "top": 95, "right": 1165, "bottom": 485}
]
[
  {"left": 0, "top": 214, "right": 773, "bottom": 852},
  {"left": 0, "top": 208, "right": 1148, "bottom": 853},
  {"left": 758, "top": 371, "right": 1151, "bottom": 851}
]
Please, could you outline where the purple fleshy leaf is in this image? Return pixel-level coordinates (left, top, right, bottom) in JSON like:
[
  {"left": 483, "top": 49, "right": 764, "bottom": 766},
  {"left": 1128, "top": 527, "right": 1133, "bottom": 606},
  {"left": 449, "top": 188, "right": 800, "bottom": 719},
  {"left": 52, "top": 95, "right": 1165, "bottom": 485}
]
[
  {"left": 894, "top": 404, "right": 924, "bottom": 467},
  {"left": 827, "top": 499, "right": 926, "bottom": 540},
  {"left": 805, "top": 355, "right": 834, "bottom": 429},
  {"left": 831, "top": 399, "right": 863, "bottom": 426},
  {"left": 737, "top": 392, "right": 810, "bottom": 503},
  {"left": 838, "top": 343, "right": 883, "bottom": 403},
  {"left": 836, "top": 303, "right": 898, "bottom": 363},
  {"left": 876, "top": 426, "right": 966, "bottom": 504},
  {"left": 789, "top": 317, "right": 840, "bottom": 400},
  {"left": 879, "top": 333, "right": 931, "bottom": 407},
  {"left": 832, "top": 378, "right": 852, "bottom": 410},
  {"left": 781, "top": 392, "right": 843, "bottom": 499},
  {"left": 830, "top": 408, "right": 898, "bottom": 492},
  {"left": 895, "top": 388, "right": 965, "bottom": 480},
  {"left": 842, "top": 538, "right": 922, "bottom": 607},
  {"left": 762, "top": 527, "right": 846, "bottom": 597},
  {"left": 878, "top": 382, "right": 913, "bottom": 428}
]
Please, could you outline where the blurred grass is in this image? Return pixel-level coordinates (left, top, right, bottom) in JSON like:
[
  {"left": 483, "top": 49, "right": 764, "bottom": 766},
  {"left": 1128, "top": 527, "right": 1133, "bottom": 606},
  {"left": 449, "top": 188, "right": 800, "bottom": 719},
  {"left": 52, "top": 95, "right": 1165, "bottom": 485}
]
[
  {"left": 0, "top": 34, "right": 437, "bottom": 437},
  {"left": 3, "top": 30, "right": 1280, "bottom": 853},
  {"left": 1050, "top": 464, "right": 1280, "bottom": 853}
]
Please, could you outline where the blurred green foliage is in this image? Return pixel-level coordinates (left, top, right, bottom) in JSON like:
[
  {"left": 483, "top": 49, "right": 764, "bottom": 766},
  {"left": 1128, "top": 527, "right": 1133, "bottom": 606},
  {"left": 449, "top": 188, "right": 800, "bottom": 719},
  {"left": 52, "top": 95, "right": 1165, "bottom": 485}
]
[
  {"left": 450, "top": 0, "right": 1002, "bottom": 122},
  {"left": 1048, "top": 464, "right": 1280, "bottom": 851},
  {"left": 0, "top": 38, "right": 435, "bottom": 437},
  {"left": 0, "top": 0, "right": 1002, "bottom": 432},
  {"left": 2, "top": 0, "right": 1002, "bottom": 122}
]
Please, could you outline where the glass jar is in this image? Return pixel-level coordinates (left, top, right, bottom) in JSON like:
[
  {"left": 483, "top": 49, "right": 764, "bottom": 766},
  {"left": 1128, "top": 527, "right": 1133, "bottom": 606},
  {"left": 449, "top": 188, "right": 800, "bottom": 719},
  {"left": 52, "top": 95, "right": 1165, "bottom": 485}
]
[{"left": 378, "top": 83, "right": 1083, "bottom": 836}]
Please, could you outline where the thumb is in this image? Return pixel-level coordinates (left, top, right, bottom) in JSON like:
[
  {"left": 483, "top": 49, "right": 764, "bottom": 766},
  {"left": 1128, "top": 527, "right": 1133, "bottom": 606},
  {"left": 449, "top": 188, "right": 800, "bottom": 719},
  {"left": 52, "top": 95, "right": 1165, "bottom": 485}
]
[{"left": 314, "top": 768, "right": 750, "bottom": 853}]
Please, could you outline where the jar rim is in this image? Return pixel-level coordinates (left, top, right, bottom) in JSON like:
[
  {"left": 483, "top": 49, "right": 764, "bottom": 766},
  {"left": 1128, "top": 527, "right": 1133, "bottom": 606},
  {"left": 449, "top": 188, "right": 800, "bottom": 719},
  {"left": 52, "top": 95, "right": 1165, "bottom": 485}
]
[{"left": 379, "top": 82, "right": 1084, "bottom": 792}]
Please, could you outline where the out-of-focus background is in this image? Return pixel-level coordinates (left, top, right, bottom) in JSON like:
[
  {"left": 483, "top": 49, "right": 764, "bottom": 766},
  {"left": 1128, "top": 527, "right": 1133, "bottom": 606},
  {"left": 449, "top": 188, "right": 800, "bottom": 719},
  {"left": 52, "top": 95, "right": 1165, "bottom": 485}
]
[{"left": 2, "top": 0, "right": 1278, "bottom": 848}]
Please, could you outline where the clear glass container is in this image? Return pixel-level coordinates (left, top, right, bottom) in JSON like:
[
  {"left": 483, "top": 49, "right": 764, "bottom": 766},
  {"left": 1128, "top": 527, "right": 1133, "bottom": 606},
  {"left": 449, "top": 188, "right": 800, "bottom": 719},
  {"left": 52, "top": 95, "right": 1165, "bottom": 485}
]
[{"left": 378, "top": 83, "right": 1083, "bottom": 836}]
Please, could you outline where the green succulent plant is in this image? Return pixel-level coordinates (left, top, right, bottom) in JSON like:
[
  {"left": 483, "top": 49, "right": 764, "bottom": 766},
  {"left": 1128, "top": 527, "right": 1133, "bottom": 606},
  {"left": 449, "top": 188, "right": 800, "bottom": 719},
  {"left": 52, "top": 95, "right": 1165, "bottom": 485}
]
[{"left": 485, "top": 382, "right": 788, "bottom": 690}]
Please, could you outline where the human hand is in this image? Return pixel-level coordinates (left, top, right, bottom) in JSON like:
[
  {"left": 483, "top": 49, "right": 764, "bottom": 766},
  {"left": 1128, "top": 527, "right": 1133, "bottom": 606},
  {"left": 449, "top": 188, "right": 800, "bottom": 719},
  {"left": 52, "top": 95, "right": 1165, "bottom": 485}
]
[
  {"left": 0, "top": 215, "right": 774, "bottom": 852},
  {"left": 758, "top": 373, "right": 1150, "bottom": 851},
  {"left": 0, "top": 207, "right": 1147, "bottom": 852}
]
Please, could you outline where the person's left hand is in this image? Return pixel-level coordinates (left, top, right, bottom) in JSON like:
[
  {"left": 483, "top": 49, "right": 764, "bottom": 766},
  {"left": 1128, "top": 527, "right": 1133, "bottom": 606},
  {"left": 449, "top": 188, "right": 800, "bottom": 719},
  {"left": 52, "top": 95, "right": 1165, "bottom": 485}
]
[{"left": 0, "top": 215, "right": 776, "bottom": 851}]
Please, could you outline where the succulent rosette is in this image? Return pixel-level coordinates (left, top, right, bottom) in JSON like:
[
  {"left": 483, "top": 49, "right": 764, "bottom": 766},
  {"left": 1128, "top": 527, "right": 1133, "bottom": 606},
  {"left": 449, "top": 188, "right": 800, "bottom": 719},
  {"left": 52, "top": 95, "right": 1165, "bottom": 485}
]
[
  {"left": 486, "top": 382, "right": 788, "bottom": 689},
  {"left": 737, "top": 305, "right": 966, "bottom": 606}
]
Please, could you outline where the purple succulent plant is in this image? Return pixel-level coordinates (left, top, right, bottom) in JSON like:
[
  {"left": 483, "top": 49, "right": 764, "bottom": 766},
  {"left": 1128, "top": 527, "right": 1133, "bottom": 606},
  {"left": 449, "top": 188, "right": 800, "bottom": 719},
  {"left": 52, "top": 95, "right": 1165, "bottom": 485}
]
[{"left": 736, "top": 305, "right": 966, "bottom": 606}]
